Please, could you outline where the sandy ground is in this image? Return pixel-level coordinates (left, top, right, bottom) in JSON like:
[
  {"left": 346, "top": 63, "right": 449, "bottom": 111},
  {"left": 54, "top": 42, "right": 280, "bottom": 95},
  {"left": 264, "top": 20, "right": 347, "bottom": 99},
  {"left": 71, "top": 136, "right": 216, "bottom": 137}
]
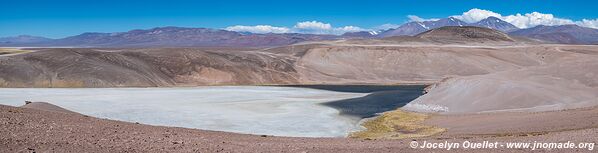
[
  {"left": 402, "top": 45, "right": 598, "bottom": 114},
  {"left": 426, "top": 106, "right": 598, "bottom": 137},
  {"left": 2, "top": 102, "right": 597, "bottom": 153}
]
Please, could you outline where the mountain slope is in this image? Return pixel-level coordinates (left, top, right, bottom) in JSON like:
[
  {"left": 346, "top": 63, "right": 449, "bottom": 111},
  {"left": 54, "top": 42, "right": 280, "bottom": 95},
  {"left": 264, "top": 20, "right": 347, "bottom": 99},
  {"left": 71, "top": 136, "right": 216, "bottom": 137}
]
[
  {"left": 1, "top": 39, "right": 596, "bottom": 88},
  {"left": 415, "top": 26, "right": 515, "bottom": 43},
  {"left": 3, "top": 21, "right": 598, "bottom": 47},
  {"left": 425, "top": 17, "right": 468, "bottom": 29},
  {"left": 1, "top": 27, "right": 340, "bottom": 47},
  {"left": 378, "top": 22, "right": 431, "bottom": 37},
  {"left": 379, "top": 17, "right": 467, "bottom": 37},
  {"left": 469, "top": 16, "right": 519, "bottom": 32},
  {"left": 341, "top": 31, "right": 379, "bottom": 38},
  {"left": 379, "top": 17, "right": 521, "bottom": 37},
  {"left": 0, "top": 48, "right": 299, "bottom": 87},
  {"left": 509, "top": 25, "right": 598, "bottom": 44},
  {"left": 0, "top": 35, "right": 53, "bottom": 44},
  {"left": 404, "top": 55, "right": 598, "bottom": 113}
]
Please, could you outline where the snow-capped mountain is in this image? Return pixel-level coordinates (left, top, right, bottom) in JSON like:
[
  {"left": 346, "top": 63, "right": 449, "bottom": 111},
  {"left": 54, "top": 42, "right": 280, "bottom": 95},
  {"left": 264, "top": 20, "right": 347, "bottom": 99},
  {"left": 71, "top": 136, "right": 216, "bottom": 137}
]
[
  {"left": 378, "top": 17, "right": 468, "bottom": 37},
  {"left": 341, "top": 31, "right": 380, "bottom": 38}
]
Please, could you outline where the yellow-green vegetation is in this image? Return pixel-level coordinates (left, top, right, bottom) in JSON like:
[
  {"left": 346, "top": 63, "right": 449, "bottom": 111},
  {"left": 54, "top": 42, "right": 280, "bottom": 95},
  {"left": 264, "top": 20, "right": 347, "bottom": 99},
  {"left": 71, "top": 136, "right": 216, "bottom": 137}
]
[
  {"left": 0, "top": 48, "right": 30, "bottom": 55},
  {"left": 350, "top": 110, "right": 445, "bottom": 139}
]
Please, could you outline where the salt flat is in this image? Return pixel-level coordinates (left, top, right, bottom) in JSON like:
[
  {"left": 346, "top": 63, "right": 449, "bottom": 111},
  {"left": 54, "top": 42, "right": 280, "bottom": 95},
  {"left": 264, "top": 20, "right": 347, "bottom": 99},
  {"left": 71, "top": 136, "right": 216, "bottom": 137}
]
[{"left": 0, "top": 86, "right": 368, "bottom": 137}]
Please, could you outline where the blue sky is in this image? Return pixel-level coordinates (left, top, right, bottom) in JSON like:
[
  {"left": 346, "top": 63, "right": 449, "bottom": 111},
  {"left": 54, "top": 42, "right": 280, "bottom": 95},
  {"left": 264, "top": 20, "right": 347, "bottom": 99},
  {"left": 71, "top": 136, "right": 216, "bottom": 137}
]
[{"left": 1, "top": 0, "right": 597, "bottom": 38}]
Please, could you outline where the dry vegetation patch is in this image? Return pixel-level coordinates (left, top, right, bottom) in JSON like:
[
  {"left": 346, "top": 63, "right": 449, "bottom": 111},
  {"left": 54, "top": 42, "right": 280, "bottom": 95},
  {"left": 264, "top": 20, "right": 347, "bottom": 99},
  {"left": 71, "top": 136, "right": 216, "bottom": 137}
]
[
  {"left": 0, "top": 48, "right": 30, "bottom": 55},
  {"left": 350, "top": 110, "right": 445, "bottom": 139}
]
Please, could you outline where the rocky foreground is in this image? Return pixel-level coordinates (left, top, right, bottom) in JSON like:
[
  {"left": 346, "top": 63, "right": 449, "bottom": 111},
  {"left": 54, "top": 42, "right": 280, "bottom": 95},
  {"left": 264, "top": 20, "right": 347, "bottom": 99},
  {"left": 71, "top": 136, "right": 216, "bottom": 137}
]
[{"left": 2, "top": 102, "right": 597, "bottom": 152}]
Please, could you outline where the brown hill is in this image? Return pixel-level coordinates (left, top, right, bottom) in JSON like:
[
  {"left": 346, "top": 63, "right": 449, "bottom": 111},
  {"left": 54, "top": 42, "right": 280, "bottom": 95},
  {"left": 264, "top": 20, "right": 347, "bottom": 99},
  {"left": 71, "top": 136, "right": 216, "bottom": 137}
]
[
  {"left": 0, "top": 48, "right": 298, "bottom": 87},
  {"left": 404, "top": 47, "right": 598, "bottom": 113},
  {"left": 415, "top": 26, "right": 515, "bottom": 44},
  {"left": 0, "top": 43, "right": 589, "bottom": 88}
]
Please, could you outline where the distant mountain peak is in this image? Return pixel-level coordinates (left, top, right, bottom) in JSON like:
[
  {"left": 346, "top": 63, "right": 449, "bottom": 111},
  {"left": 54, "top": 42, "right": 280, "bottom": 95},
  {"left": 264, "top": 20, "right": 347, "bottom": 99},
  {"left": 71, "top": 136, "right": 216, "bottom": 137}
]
[
  {"left": 378, "top": 17, "right": 468, "bottom": 37},
  {"left": 341, "top": 31, "right": 379, "bottom": 38},
  {"left": 447, "top": 16, "right": 459, "bottom": 20},
  {"left": 470, "top": 17, "right": 519, "bottom": 32},
  {"left": 481, "top": 16, "right": 505, "bottom": 24},
  {"left": 557, "top": 24, "right": 585, "bottom": 29},
  {"left": 416, "top": 22, "right": 430, "bottom": 29},
  {"left": 485, "top": 16, "right": 501, "bottom": 20},
  {"left": 437, "top": 17, "right": 466, "bottom": 26},
  {"left": 377, "top": 16, "right": 526, "bottom": 37}
]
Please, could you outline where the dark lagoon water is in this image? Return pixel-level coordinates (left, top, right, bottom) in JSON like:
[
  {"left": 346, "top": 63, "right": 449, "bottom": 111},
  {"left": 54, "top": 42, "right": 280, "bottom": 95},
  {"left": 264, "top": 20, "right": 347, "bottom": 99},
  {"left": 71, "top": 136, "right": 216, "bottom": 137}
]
[{"left": 279, "top": 85, "right": 427, "bottom": 118}]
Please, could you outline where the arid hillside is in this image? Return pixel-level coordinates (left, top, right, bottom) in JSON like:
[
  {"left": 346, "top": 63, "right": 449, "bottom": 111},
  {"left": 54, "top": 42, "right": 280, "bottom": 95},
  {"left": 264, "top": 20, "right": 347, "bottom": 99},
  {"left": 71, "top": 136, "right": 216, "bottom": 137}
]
[
  {"left": 294, "top": 44, "right": 575, "bottom": 84},
  {"left": 0, "top": 44, "right": 587, "bottom": 87},
  {"left": 0, "top": 48, "right": 299, "bottom": 87},
  {"left": 0, "top": 45, "right": 596, "bottom": 88},
  {"left": 403, "top": 46, "right": 598, "bottom": 113},
  {"left": 0, "top": 27, "right": 555, "bottom": 87}
]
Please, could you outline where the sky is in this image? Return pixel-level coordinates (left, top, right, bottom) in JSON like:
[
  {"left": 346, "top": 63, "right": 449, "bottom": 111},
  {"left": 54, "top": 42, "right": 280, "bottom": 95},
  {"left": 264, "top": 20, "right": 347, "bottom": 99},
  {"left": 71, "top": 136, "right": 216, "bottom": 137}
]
[{"left": 1, "top": 0, "right": 598, "bottom": 38}]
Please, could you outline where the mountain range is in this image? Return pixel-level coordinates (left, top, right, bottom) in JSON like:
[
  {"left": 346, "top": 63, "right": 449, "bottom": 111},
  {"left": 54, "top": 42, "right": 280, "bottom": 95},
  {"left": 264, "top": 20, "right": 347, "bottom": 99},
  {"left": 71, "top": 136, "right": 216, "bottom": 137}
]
[
  {"left": 509, "top": 24, "right": 598, "bottom": 44},
  {"left": 0, "top": 35, "right": 53, "bottom": 44},
  {"left": 1, "top": 17, "right": 597, "bottom": 47},
  {"left": 1, "top": 27, "right": 340, "bottom": 47},
  {"left": 378, "top": 16, "right": 518, "bottom": 37}
]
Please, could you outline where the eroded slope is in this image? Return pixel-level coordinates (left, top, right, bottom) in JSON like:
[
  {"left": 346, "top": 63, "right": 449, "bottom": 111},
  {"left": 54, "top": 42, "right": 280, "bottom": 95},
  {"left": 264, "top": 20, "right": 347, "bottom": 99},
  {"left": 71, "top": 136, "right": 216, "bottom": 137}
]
[
  {"left": 403, "top": 46, "right": 598, "bottom": 113},
  {"left": 0, "top": 48, "right": 298, "bottom": 87}
]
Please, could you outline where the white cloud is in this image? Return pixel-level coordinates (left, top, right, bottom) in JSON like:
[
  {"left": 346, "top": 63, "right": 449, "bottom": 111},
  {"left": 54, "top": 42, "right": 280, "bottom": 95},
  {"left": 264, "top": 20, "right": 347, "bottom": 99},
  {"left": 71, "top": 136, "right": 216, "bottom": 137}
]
[
  {"left": 451, "top": 8, "right": 595, "bottom": 29},
  {"left": 225, "top": 9, "right": 598, "bottom": 35},
  {"left": 334, "top": 26, "right": 365, "bottom": 33},
  {"left": 452, "top": 8, "right": 502, "bottom": 23},
  {"left": 502, "top": 12, "right": 574, "bottom": 28},
  {"left": 374, "top": 23, "right": 401, "bottom": 30},
  {"left": 294, "top": 21, "right": 333, "bottom": 30},
  {"left": 225, "top": 21, "right": 368, "bottom": 35},
  {"left": 293, "top": 21, "right": 333, "bottom": 34},
  {"left": 576, "top": 19, "right": 598, "bottom": 29},
  {"left": 224, "top": 25, "right": 290, "bottom": 34},
  {"left": 293, "top": 21, "right": 367, "bottom": 35},
  {"left": 407, "top": 15, "right": 439, "bottom": 22}
]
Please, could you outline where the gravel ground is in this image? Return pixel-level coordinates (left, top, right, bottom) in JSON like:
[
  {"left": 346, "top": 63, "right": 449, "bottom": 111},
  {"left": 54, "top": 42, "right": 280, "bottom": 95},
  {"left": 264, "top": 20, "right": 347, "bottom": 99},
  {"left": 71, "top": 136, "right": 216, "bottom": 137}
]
[{"left": 1, "top": 103, "right": 597, "bottom": 152}]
